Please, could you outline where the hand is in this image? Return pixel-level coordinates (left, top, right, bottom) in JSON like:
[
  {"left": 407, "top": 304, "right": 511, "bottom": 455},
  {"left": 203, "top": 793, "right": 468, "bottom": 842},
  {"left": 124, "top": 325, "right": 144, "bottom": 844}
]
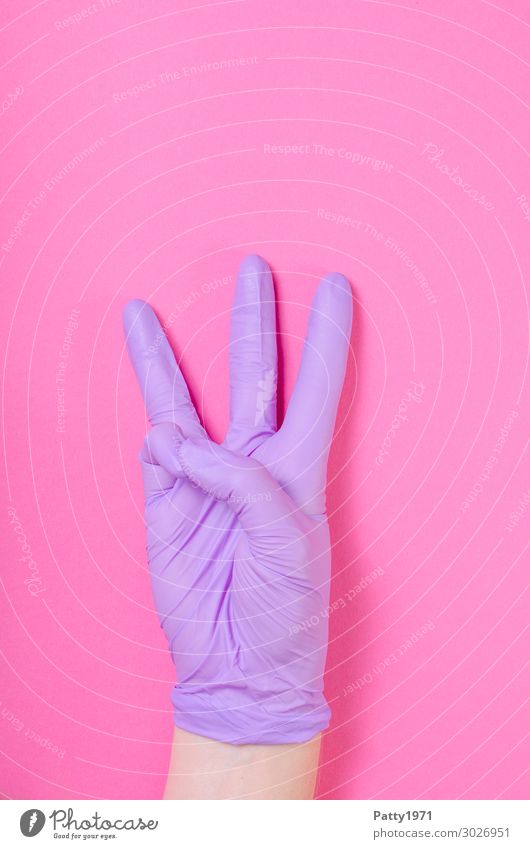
[{"left": 123, "top": 255, "right": 353, "bottom": 744}]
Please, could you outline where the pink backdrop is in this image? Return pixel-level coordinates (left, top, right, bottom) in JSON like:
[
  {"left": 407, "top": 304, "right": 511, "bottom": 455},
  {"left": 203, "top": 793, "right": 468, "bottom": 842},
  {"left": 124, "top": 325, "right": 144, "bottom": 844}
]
[{"left": 1, "top": 0, "right": 529, "bottom": 800}]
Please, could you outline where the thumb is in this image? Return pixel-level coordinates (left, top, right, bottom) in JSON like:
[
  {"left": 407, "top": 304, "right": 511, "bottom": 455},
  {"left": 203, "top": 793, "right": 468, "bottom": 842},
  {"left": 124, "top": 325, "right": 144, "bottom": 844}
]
[{"left": 150, "top": 423, "right": 308, "bottom": 565}]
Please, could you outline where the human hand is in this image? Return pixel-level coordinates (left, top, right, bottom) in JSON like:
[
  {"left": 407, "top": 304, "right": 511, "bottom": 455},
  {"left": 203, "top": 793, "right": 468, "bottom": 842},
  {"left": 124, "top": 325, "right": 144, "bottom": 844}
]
[{"left": 123, "top": 255, "right": 352, "bottom": 744}]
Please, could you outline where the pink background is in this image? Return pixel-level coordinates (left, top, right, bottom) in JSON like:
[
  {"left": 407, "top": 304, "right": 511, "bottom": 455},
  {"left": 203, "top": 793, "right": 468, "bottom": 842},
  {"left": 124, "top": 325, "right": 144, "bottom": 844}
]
[{"left": 1, "top": 0, "right": 529, "bottom": 800}]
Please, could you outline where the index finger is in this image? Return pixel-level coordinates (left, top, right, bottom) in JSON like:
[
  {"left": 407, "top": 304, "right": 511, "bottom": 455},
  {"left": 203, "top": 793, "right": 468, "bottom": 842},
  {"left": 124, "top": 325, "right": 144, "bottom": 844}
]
[
  {"left": 276, "top": 272, "right": 353, "bottom": 513},
  {"left": 283, "top": 272, "right": 353, "bottom": 444}
]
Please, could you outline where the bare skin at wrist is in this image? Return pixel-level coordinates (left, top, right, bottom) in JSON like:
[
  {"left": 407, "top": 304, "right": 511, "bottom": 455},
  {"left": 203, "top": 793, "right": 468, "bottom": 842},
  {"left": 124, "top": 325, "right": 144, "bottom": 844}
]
[{"left": 163, "top": 726, "right": 321, "bottom": 799}]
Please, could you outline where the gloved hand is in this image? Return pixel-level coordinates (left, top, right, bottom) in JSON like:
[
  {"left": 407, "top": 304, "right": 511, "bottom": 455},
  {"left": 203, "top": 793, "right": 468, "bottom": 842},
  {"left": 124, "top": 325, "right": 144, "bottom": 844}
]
[{"left": 123, "top": 254, "right": 352, "bottom": 744}]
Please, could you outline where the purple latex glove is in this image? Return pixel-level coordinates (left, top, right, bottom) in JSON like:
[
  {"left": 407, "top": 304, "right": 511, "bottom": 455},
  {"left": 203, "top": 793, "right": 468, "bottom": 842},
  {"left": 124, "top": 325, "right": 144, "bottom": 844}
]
[{"left": 123, "top": 255, "right": 352, "bottom": 744}]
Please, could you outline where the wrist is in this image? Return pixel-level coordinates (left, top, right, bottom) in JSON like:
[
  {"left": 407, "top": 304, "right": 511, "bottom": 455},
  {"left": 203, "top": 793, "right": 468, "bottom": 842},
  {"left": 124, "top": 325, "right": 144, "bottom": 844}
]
[{"left": 164, "top": 726, "right": 322, "bottom": 799}]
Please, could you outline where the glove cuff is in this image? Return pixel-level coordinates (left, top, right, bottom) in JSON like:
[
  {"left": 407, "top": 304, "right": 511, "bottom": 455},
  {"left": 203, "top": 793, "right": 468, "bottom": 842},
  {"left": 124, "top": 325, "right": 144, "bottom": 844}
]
[{"left": 170, "top": 682, "right": 331, "bottom": 745}]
